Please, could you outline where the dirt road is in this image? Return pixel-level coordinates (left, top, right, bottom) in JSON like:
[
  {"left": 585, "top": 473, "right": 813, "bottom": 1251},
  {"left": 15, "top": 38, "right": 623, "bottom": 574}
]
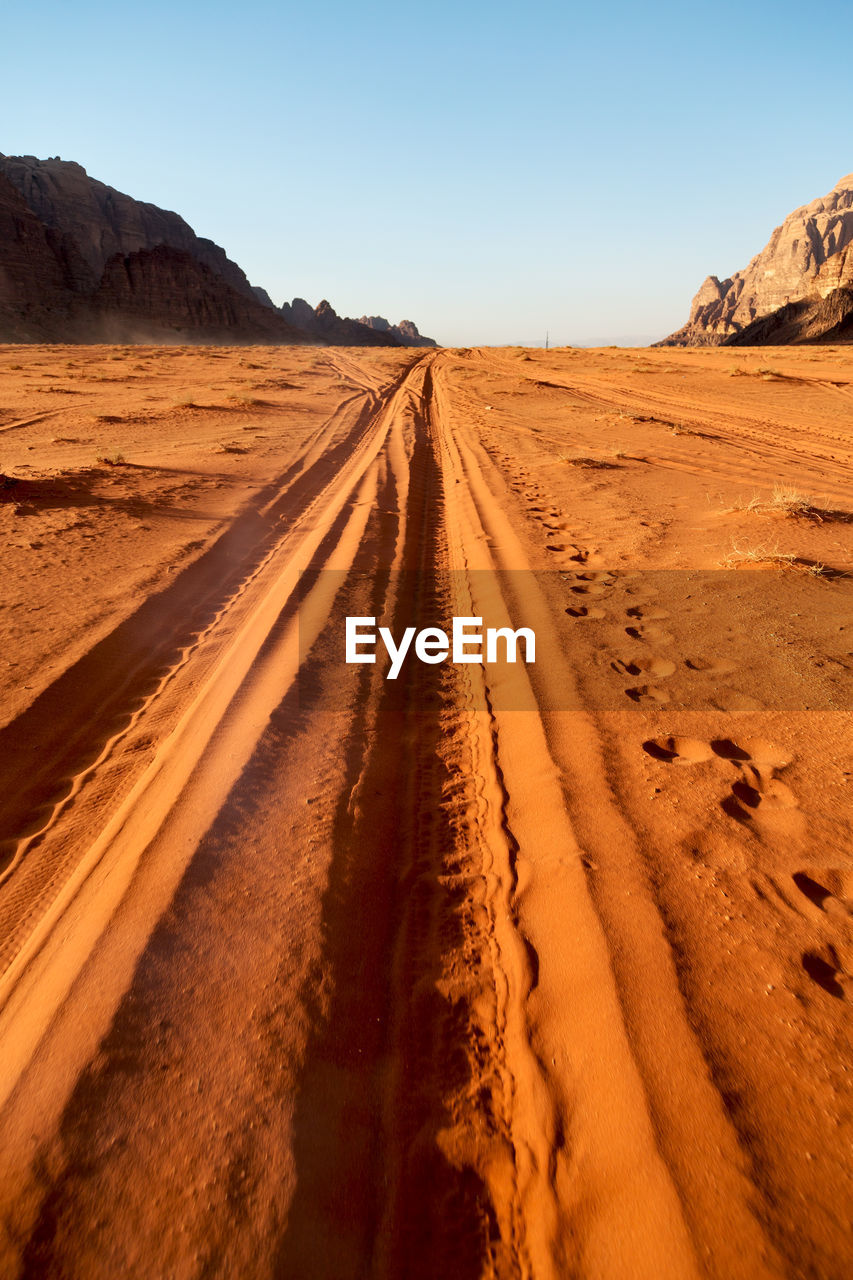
[{"left": 0, "top": 344, "right": 851, "bottom": 1278}]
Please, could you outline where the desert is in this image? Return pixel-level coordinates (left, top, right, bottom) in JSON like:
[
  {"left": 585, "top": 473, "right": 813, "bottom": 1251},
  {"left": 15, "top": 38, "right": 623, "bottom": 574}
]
[{"left": 0, "top": 338, "right": 851, "bottom": 1278}]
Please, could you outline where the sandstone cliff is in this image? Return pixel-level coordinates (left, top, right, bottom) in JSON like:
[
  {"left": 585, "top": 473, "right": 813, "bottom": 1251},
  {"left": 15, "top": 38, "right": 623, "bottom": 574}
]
[
  {"left": 85, "top": 247, "right": 310, "bottom": 344},
  {"left": 725, "top": 286, "right": 853, "bottom": 346},
  {"left": 0, "top": 154, "right": 313, "bottom": 343},
  {"left": 358, "top": 315, "right": 437, "bottom": 347},
  {"left": 0, "top": 170, "right": 95, "bottom": 340},
  {"left": 251, "top": 285, "right": 276, "bottom": 309},
  {"left": 0, "top": 154, "right": 262, "bottom": 303},
  {"left": 662, "top": 173, "right": 853, "bottom": 345}
]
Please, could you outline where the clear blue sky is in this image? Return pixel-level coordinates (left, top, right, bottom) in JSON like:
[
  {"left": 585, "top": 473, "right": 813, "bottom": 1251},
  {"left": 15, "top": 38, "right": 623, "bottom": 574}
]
[{"left": 3, "top": 1, "right": 850, "bottom": 345}]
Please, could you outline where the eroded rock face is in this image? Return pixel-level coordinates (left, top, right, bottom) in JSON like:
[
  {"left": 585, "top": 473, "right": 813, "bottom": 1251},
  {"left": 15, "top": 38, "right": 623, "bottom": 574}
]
[
  {"left": 279, "top": 299, "right": 401, "bottom": 346},
  {"left": 86, "top": 246, "right": 311, "bottom": 344},
  {"left": 359, "top": 315, "right": 392, "bottom": 334},
  {"left": 359, "top": 315, "right": 438, "bottom": 347},
  {"left": 662, "top": 174, "right": 853, "bottom": 345},
  {"left": 251, "top": 285, "right": 276, "bottom": 309},
  {"left": 0, "top": 153, "right": 260, "bottom": 302},
  {"left": 0, "top": 154, "right": 308, "bottom": 345},
  {"left": 0, "top": 158, "right": 309, "bottom": 344},
  {"left": 0, "top": 152, "right": 439, "bottom": 347},
  {"left": 725, "top": 285, "right": 853, "bottom": 346},
  {"left": 0, "top": 171, "right": 95, "bottom": 340},
  {"left": 278, "top": 298, "right": 317, "bottom": 330}
]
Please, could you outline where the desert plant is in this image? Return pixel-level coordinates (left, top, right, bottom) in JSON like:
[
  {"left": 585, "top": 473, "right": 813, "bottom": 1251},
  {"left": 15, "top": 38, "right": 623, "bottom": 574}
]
[
  {"left": 765, "top": 484, "right": 815, "bottom": 515},
  {"left": 729, "top": 484, "right": 817, "bottom": 518},
  {"left": 721, "top": 540, "right": 796, "bottom": 569}
]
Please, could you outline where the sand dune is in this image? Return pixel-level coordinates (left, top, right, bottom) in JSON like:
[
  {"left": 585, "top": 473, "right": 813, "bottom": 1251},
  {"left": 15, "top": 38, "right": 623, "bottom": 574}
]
[{"left": 0, "top": 343, "right": 851, "bottom": 1278}]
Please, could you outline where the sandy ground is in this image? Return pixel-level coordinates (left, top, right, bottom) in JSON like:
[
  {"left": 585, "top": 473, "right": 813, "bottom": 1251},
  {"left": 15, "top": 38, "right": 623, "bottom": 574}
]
[{"left": 0, "top": 342, "right": 850, "bottom": 1279}]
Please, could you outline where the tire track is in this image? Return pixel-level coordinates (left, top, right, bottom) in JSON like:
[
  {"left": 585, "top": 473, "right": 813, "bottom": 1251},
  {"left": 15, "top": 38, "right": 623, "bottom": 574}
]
[
  {"left": 0, "top": 358, "right": 425, "bottom": 962},
  {"left": 0, "top": 355, "right": 431, "bottom": 1222},
  {"left": 428, "top": 353, "right": 785, "bottom": 1279}
]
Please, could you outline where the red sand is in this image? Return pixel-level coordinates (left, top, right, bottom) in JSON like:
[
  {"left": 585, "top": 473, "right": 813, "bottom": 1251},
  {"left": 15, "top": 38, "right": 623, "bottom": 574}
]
[{"left": 0, "top": 342, "right": 851, "bottom": 1278}]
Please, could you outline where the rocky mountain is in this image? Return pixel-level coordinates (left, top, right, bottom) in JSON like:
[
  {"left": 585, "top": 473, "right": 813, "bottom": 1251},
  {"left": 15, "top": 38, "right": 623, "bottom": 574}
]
[
  {"left": 0, "top": 170, "right": 93, "bottom": 340},
  {"left": 0, "top": 153, "right": 437, "bottom": 346},
  {"left": 88, "top": 246, "right": 310, "bottom": 344},
  {"left": 358, "top": 315, "right": 437, "bottom": 347},
  {"left": 0, "top": 154, "right": 265, "bottom": 304},
  {"left": 662, "top": 173, "right": 853, "bottom": 345},
  {"left": 278, "top": 298, "right": 400, "bottom": 346},
  {"left": 725, "top": 286, "right": 853, "bottom": 346},
  {"left": 251, "top": 285, "right": 277, "bottom": 309},
  {"left": 0, "top": 156, "right": 309, "bottom": 343}
]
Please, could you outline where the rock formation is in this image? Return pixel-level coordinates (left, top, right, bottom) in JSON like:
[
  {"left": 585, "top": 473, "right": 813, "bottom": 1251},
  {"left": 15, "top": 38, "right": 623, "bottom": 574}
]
[
  {"left": 662, "top": 173, "right": 853, "bottom": 345},
  {"left": 278, "top": 299, "right": 401, "bottom": 346},
  {"left": 358, "top": 315, "right": 437, "bottom": 347},
  {"left": 0, "top": 170, "right": 95, "bottom": 341},
  {"left": 87, "top": 246, "right": 310, "bottom": 344},
  {"left": 251, "top": 285, "right": 276, "bottom": 309},
  {"left": 278, "top": 297, "right": 322, "bottom": 332},
  {"left": 0, "top": 156, "right": 309, "bottom": 344},
  {"left": 0, "top": 152, "right": 439, "bottom": 346},
  {"left": 0, "top": 154, "right": 262, "bottom": 303},
  {"left": 725, "top": 286, "right": 853, "bottom": 346}
]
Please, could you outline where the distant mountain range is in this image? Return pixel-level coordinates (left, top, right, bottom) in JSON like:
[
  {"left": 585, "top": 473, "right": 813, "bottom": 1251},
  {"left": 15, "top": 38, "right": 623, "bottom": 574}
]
[
  {"left": 0, "top": 153, "right": 437, "bottom": 347},
  {"left": 277, "top": 297, "right": 434, "bottom": 348},
  {"left": 661, "top": 173, "right": 853, "bottom": 346}
]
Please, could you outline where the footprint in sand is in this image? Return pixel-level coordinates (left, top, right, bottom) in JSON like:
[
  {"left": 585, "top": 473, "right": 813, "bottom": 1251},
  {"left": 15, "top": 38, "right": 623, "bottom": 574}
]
[
  {"left": 741, "top": 775, "right": 797, "bottom": 806},
  {"left": 643, "top": 734, "right": 804, "bottom": 834},
  {"left": 566, "top": 604, "right": 606, "bottom": 620},
  {"left": 802, "top": 946, "right": 851, "bottom": 1000},
  {"left": 709, "top": 739, "right": 800, "bottom": 827},
  {"left": 793, "top": 869, "right": 853, "bottom": 920},
  {"left": 685, "top": 657, "right": 739, "bottom": 677},
  {"left": 548, "top": 546, "right": 595, "bottom": 570},
  {"left": 626, "top": 605, "right": 671, "bottom": 621},
  {"left": 626, "top": 685, "right": 671, "bottom": 705},
  {"left": 643, "top": 736, "right": 714, "bottom": 763},
  {"left": 710, "top": 738, "right": 793, "bottom": 770},
  {"left": 613, "top": 656, "right": 677, "bottom": 678},
  {"left": 625, "top": 624, "right": 674, "bottom": 644},
  {"left": 721, "top": 773, "right": 799, "bottom": 821}
]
